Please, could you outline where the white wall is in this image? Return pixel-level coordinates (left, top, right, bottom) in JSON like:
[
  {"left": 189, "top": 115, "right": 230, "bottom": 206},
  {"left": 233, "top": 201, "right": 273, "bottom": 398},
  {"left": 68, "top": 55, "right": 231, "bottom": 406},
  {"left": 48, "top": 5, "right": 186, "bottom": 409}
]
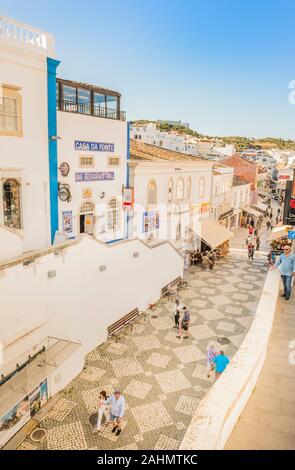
[
  {"left": 0, "top": 23, "right": 52, "bottom": 252},
  {"left": 0, "top": 236, "right": 183, "bottom": 394},
  {"left": 0, "top": 226, "right": 23, "bottom": 261},
  {"left": 57, "top": 112, "right": 127, "bottom": 240},
  {"left": 179, "top": 270, "right": 281, "bottom": 450}
]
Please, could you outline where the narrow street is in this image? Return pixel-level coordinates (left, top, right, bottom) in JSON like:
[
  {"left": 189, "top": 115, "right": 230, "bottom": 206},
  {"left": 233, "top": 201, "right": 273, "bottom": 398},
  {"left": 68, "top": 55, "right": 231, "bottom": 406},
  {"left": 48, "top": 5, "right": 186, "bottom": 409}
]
[{"left": 17, "top": 255, "right": 268, "bottom": 451}]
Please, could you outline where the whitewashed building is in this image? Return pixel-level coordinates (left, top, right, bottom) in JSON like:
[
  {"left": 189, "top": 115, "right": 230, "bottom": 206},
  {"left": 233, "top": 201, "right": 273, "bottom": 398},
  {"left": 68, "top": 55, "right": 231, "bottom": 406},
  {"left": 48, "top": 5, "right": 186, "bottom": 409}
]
[
  {"left": 56, "top": 78, "right": 128, "bottom": 242},
  {"left": 0, "top": 16, "right": 55, "bottom": 257}
]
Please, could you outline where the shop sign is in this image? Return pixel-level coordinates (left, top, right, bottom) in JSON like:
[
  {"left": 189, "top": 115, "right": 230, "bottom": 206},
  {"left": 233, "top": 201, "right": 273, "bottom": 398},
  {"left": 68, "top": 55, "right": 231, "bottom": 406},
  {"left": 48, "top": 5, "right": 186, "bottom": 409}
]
[
  {"left": 59, "top": 162, "right": 70, "bottom": 177},
  {"left": 62, "top": 210, "right": 73, "bottom": 233},
  {"left": 143, "top": 210, "right": 160, "bottom": 233},
  {"left": 58, "top": 183, "right": 72, "bottom": 202},
  {"left": 279, "top": 175, "right": 290, "bottom": 180},
  {"left": 123, "top": 188, "right": 134, "bottom": 209},
  {"left": 74, "top": 141, "right": 114, "bottom": 152},
  {"left": 82, "top": 188, "right": 92, "bottom": 199},
  {"left": 75, "top": 172, "right": 114, "bottom": 182}
]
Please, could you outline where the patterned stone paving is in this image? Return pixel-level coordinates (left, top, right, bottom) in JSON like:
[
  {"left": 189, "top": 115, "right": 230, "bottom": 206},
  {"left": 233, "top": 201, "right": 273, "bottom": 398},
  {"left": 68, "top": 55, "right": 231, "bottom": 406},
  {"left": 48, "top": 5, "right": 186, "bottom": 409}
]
[{"left": 19, "top": 255, "right": 267, "bottom": 450}]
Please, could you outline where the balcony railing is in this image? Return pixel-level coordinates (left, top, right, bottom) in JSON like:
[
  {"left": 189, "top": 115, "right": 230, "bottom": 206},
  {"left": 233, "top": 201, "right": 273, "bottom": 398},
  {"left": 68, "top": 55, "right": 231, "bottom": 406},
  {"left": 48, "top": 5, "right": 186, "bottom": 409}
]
[{"left": 57, "top": 100, "right": 126, "bottom": 121}]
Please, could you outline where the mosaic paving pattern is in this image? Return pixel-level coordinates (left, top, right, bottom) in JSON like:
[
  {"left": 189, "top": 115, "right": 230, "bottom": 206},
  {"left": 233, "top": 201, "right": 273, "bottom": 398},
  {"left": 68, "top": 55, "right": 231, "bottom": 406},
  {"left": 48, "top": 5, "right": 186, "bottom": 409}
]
[{"left": 19, "top": 254, "right": 267, "bottom": 450}]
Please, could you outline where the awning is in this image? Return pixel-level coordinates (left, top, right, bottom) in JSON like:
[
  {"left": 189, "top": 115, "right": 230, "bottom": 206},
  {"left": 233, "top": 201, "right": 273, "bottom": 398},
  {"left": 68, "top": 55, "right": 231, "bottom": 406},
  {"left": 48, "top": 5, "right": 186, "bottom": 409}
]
[
  {"left": 268, "top": 225, "right": 292, "bottom": 241},
  {"left": 0, "top": 337, "right": 81, "bottom": 417},
  {"left": 187, "top": 219, "right": 233, "bottom": 250},
  {"left": 253, "top": 202, "right": 268, "bottom": 212},
  {"left": 242, "top": 206, "right": 263, "bottom": 218}
]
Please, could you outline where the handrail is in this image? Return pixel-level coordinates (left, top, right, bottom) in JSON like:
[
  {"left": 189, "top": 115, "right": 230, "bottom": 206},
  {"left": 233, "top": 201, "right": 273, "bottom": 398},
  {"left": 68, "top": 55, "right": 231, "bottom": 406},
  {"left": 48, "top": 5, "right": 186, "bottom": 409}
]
[{"left": 58, "top": 100, "right": 126, "bottom": 121}]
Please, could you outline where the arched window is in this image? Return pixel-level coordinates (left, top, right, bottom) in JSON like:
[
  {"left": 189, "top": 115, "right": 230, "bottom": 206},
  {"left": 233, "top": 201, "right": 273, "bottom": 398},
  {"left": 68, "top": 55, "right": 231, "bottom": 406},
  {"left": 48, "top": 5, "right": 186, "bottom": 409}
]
[
  {"left": 79, "top": 201, "right": 95, "bottom": 214},
  {"left": 2, "top": 178, "right": 22, "bottom": 229},
  {"left": 147, "top": 180, "right": 157, "bottom": 209},
  {"left": 187, "top": 177, "right": 192, "bottom": 200},
  {"left": 176, "top": 177, "right": 184, "bottom": 200},
  {"left": 108, "top": 197, "right": 119, "bottom": 231},
  {"left": 199, "top": 177, "right": 205, "bottom": 198},
  {"left": 168, "top": 178, "right": 173, "bottom": 202}
]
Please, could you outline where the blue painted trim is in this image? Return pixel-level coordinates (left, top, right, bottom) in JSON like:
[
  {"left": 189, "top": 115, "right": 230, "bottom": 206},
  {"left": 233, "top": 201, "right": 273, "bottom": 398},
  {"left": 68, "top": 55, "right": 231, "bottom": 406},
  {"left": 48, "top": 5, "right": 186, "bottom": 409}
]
[
  {"left": 106, "top": 238, "right": 124, "bottom": 244},
  {"left": 125, "top": 121, "right": 131, "bottom": 239},
  {"left": 47, "top": 57, "right": 60, "bottom": 243}
]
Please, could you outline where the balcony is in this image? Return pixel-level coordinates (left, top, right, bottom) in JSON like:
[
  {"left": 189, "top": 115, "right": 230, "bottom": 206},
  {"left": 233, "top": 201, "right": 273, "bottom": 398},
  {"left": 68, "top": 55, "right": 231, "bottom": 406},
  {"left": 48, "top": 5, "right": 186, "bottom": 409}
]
[
  {"left": 58, "top": 99, "right": 126, "bottom": 121},
  {"left": 56, "top": 78, "right": 126, "bottom": 121}
]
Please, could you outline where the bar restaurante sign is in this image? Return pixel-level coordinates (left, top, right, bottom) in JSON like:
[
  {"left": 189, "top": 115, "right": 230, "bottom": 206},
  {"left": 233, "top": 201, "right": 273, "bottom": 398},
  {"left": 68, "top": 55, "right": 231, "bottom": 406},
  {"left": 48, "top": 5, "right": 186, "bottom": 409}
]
[
  {"left": 75, "top": 172, "right": 114, "bottom": 182},
  {"left": 74, "top": 140, "right": 115, "bottom": 152}
]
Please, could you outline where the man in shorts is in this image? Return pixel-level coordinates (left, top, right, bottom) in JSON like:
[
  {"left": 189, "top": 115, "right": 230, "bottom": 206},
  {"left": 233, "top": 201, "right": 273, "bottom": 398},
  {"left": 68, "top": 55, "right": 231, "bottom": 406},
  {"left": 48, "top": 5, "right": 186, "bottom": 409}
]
[{"left": 105, "top": 388, "right": 126, "bottom": 437}]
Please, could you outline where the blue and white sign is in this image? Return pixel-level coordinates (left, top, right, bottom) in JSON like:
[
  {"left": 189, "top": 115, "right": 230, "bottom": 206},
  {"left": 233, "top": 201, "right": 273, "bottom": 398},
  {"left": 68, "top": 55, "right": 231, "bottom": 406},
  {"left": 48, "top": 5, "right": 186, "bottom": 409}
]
[
  {"left": 288, "top": 230, "right": 295, "bottom": 240},
  {"left": 75, "top": 172, "right": 114, "bottom": 182},
  {"left": 74, "top": 140, "right": 115, "bottom": 152}
]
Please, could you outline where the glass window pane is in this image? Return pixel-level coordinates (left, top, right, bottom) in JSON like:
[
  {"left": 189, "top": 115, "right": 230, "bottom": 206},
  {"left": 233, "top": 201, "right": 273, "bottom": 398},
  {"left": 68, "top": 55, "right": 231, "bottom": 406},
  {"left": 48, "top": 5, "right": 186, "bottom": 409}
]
[
  {"left": 78, "top": 89, "right": 90, "bottom": 114},
  {"left": 4, "top": 98, "right": 17, "bottom": 114},
  {"left": 0, "top": 114, "right": 5, "bottom": 130},
  {"left": 5, "top": 115, "right": 17, "bottom": 131},
  {"left": 106, "top": 95, "right": 117, "bottom": 118},
  {"left": 63, "top": 85, "right": 76, "bottom": 102}
]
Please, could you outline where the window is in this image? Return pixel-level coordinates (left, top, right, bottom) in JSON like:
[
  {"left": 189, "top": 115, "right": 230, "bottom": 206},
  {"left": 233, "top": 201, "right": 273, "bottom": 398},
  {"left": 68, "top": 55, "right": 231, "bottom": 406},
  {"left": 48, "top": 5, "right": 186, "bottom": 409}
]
[
  {"left": 199, "top": 177, "right": 205, "bottom": 198},
  {"left": 108, "top": 157, "right": 120, "bottom": 167},
  {"left": 168, "top": 178, "right": 173, "bottom": 202},
  {"left": 63, "top": 85, "right": 76, "bottom": 103},
  {"left": 2, "top": 178, "right": 22, "bottom": 229},
  {"left": 147, "top": 180, "right": 157, "bottom": 208},
  {"left": 94, "top": 92, "right": 106, "bottom": 117},
  {"left": 108, "top": 197, "right": 119, "bottom": 231},
  {"left": 187, "top": 177, "right": 192, "bottom": 200},
  {"left": 80, "top": 201, "right": 95, "bottom": 215},
  {"left": 0, "top": 84, "right": 23, "bottom": 137},
  {"left": 79, "top": 156, "right": 94, "bottom": 168},
  {"left": 78, "top": 88, "right": 90, "bottom": 114},
  {"left": 106, "top": 95, "right": 118, "bottom": 118},
  {"left": 176, "top": 177, "right": 184, "bottom": 200}
]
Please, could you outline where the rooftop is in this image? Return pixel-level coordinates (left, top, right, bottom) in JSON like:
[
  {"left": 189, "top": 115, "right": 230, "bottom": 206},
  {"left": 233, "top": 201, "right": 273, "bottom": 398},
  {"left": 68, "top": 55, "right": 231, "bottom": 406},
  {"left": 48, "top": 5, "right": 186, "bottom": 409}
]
[{"left": 130, "top": 139, "right": 203, "bottom": 162}]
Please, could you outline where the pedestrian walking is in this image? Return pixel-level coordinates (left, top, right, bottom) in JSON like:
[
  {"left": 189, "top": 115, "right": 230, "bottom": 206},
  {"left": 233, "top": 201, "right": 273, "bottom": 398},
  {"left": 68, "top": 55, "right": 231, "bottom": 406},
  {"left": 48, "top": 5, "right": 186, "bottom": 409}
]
[
  {"left": 105, "top": 388, "right": 126, "bottom": 437},
  {"left": 94, "top": 390, "right": 109, "bottom": 433},
  {"left": 174, "top": 299, "right": 184, "bottom": 329},
  {"left": 248, "top": 243, "right": 254, "bottom": 260},
  {"left": 276, "top": 216, "right": 279, "bottom": 225},
  {"left": 213, "top": 350, "right": 230, "bottom": 379},
  {"left": 277, "top": 208, "right": 281, "bottom": 215},
  {"left": 256, "top": 236, "right": 260, "bottom": 251},
  {"left": 269, "top": 211, "right": 273, "bottom": 220},
  {"left": 248, "top": 225, "right": 254, "bottom": 236},
  {"left": 246, "top": 234, "right": 252, "bottom": 246},
  {"left": 266, "top": 220, "right": 271, "bottom": 230},
  {"left": 254, "top": 228, "right": 258, "bottom": 237},
  {"left": 177, "top": 306, "right": 190, "bottom": 339},
  {"left": 271, "top": 245, "right": 295, "bottom": 300},
  {"left": 207, "top": 345, "right": 217, "bottom": 378}
]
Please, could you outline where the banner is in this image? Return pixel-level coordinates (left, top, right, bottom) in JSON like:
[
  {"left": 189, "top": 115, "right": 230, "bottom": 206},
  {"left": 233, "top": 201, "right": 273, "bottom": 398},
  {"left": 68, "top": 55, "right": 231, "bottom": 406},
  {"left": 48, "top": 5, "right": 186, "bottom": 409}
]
[
  {"left": 143, "top": 211, "right": 160, "bottom": 233},
  {"left": 283, "top": 176, "right": 295, "bottom": 226},
  {"left": 62, "top": 210, "right": 73, "bottom": 233},
  {"left": 123, "top": 188, "right": 134, "bottom": 209}
]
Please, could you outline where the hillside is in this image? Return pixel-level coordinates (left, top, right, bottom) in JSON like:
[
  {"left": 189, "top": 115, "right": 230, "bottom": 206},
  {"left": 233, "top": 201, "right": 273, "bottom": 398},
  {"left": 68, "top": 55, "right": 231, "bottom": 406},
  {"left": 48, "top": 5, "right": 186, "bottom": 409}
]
[{"left": 131, "top": 120, "right": 295, "bottom": 151}]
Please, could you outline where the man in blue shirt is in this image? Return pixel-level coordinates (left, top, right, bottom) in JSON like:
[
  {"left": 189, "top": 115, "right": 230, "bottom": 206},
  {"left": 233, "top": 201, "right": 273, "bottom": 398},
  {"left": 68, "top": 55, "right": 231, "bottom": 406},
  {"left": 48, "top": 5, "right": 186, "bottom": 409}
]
[
  {"left": 213, "top": 350, "right": 230, "bottom": 379},
  {"left": 273, "top": 245, "right": 295, "bottom": 300},
  {"left": 105, "top": 388, "right": 126, "bottom": 436}
]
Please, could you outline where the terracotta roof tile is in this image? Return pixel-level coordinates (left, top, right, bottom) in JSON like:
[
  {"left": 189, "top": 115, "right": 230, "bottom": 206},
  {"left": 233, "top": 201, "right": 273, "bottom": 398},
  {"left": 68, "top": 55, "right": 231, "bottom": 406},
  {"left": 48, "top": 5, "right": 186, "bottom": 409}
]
[{"left": 130, "top": 139, "right": 203, "bottom": 162}]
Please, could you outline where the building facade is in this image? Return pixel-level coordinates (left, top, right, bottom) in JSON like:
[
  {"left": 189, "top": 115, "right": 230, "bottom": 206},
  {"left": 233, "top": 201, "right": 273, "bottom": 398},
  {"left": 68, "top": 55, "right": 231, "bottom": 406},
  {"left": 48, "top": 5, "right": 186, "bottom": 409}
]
[
  {"left": 56, "top": 78, "right": 128, "bottom": 242},
  {"left": 0, "top": 16, "right": 55, "bottom": 254}
]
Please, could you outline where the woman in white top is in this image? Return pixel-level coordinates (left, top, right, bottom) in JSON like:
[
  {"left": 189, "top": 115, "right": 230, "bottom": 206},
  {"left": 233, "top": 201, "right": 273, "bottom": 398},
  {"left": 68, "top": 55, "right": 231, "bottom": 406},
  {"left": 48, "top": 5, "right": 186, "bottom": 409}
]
[{"left": 94, "top": 390, "right": 109, "bottom": 432}]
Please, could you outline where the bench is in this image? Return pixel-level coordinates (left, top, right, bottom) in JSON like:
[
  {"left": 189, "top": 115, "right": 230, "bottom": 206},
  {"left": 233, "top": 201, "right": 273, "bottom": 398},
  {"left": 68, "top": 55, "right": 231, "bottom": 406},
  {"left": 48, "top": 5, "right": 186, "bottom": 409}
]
[
  {"left": 107, "top": 308, "right": 146, "bottom": 341},
  {"left": 161, "top": 276, "right": 187, "bottom": 300}
]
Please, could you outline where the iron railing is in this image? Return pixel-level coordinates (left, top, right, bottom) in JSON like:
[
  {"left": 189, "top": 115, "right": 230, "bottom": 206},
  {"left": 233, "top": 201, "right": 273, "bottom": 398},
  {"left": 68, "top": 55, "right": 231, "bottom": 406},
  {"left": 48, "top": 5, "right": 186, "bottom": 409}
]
[{"left": 57, "top": 99, "right": 126, "bottom": 121}]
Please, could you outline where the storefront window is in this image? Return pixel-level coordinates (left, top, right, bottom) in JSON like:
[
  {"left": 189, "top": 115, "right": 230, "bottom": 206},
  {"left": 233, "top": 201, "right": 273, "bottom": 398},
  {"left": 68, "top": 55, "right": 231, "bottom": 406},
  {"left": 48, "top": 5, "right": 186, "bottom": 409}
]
[{"left": 2, "top": 178, "right": 22, "bottom": 229}]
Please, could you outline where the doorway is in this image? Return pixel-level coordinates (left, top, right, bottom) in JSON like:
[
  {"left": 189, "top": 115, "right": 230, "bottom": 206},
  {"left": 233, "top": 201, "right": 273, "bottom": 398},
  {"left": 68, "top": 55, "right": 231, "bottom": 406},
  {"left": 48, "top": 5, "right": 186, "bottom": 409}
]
[{"left": 79, "top": 202, "right": 95, "bottom": 235}]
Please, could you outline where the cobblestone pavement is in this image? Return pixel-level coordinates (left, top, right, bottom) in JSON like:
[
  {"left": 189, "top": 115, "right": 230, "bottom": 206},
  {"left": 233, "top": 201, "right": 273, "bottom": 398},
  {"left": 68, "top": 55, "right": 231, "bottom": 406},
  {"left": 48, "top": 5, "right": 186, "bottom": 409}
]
[{"left": 18, "top": 255, "right": 268, "bottom": 451}]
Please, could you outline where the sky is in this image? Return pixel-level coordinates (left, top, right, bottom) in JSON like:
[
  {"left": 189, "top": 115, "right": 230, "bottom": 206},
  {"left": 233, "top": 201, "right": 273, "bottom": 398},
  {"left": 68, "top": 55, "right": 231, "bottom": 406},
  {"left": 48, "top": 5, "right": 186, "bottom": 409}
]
[{"left": 1, "top": 0, "right": 295, "bottom": 139}]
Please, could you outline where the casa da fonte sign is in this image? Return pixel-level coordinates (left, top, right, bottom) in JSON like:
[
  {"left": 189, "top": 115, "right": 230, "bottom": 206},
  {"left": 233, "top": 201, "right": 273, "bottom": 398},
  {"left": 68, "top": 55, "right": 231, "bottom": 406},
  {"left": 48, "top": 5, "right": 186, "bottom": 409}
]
[
  {"left": 74, "top": 140, "right": 115, "bottom": 152},
  {"left": 75, "top": 172, "right": 114, "bottom": 182}
]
